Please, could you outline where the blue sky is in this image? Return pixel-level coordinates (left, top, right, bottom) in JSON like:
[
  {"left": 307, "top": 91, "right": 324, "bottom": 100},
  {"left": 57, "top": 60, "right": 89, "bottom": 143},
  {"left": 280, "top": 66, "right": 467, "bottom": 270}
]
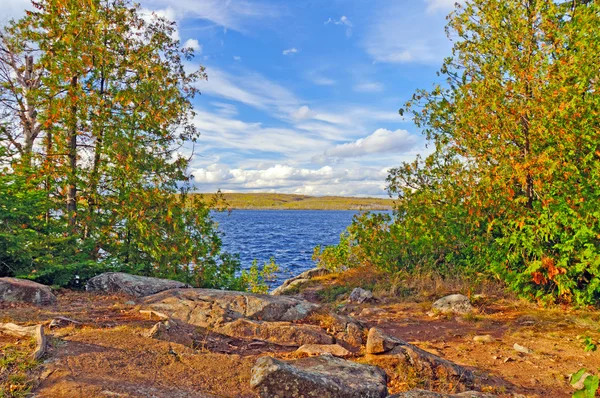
[{"left": 4, "top": 0, "right": 458, "bottom": 197}]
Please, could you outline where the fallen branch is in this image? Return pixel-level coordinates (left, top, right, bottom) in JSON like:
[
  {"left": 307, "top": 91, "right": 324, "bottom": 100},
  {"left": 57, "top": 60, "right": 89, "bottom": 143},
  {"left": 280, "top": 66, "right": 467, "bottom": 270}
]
[
  {"left": 49, "top": 316, "right": 82, "bottom": 328},
  {"left": 0, "top": 322, "right": 47, "bottom": 360}
]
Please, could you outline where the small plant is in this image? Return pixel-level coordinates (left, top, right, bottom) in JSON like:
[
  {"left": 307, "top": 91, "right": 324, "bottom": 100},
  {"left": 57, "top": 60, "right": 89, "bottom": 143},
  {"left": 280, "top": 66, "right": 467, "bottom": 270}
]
[
  {"left": 579, "top": 335, "right": 598, "bottom": 352},
  {"left": 0, "top": 340, "right": 39, "bottom": 398},
  {"left": 316, "top": 285, "right": 351, "bottom": 303},
  {"left": 240, "top": 257, "right": 279, "bottom": 294},
  {"left": 570, "top": 369, "right": 599, "bottom": 398}
]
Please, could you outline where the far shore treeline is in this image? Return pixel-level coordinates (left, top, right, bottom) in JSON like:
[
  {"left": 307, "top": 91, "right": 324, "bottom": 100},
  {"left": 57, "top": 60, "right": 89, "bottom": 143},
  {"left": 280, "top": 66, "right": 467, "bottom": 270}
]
[
  {"left": 198, "top": 193, "right": 393, "bottom": 211},
  {"left": 1, "top": 0, "right": 600, "bottom": 306}
]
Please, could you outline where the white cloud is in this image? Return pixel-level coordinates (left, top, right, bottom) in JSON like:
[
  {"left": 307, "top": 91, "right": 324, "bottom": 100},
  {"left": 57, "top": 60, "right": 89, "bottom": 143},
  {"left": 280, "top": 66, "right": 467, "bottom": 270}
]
[
  {"left": 322, "top": 128, "right": 417, "bottom": 159},
  {"left": 183, "top": 38, "right": 202, "bottom": 52},
  {"left": 305, "top": 69, "right": 336, "bottom": 86},
  {"left": 282, "top": 47, "right": 299, "bottom": 56},
  {"left": 292, "top": 106, "right": 315, "bottom": 120},
  {"left": 195, "top": 66, "right": 404, "bottom": 144},
  {"left": 192, "top": 109, "right": 327, "bottom": 157},
  {"left": 233, "top": 56, "right": 242, "bottom": 61},
  {"left": 425, "top": 0, "right": 459, "bottom": 13},
  {"left": 0, "top": 0, "right": 30, "bottom": 25},
  {"left": 211, "top": 102, "right": 238, "bottom": 117},
  {"left": 354, "top": 82, "right": 384, "bottom": 93},
  {"left": 310, "top": 76, "right": 336, "bottom": 86},
  {"left": 325, "top": 16, "right": 353, "bottom": 37},
  {"left": 363, "top": 2, "right": 451, "bottom": 64},
  {"left": 192, "top": 163, "right": 391, "bottom": 196},
  {"left": 141, "top": 0, "right": 282, "bottom": 33},
  {"left": 199, "top": 67, "right": 300, "bottom": 119}
]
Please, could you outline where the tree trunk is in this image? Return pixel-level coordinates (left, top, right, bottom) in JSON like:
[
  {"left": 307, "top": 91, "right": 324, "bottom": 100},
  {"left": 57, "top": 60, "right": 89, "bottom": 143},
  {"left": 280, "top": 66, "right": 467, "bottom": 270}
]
[{"left": 67, "top": 75, "right": 78, "bottom": 227}]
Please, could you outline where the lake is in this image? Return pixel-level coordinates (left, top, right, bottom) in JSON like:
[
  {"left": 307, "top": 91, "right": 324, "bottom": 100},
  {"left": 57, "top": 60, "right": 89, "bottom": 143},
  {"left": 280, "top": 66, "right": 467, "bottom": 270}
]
[{"left": 212, "top": 210, "right": 364, "bottom": 286}]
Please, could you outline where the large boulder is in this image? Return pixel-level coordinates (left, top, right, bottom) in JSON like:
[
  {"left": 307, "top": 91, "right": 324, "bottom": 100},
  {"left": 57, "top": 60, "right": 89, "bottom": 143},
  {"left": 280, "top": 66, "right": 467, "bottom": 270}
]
[
  {"left": 251, "top": 355, "right": 388, "bottom": 398},
  {"left": 271, "top": 267, "right": 330, "bottom": 296},
  {"left": 141, "top": 288, "right": 319, "bottom": 328},
  {"left": 0, "top": 277, "right": 56, "bottom": 305},
  {"left": 86, "top": 272, "right": 191, "bottom": 298},
  {"left": 432, "top": 294, "right": 473, "bottom": 314}
]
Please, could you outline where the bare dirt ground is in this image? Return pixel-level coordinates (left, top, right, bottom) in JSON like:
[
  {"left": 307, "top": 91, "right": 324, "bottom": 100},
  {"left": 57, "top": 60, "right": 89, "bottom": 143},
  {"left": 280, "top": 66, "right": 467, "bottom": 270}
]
[
  {"left": 1, "top": 286, "right": 599, "bottom": 397},
  {"left": 353, "top": 299, "right": 599, "bottom": 397}
]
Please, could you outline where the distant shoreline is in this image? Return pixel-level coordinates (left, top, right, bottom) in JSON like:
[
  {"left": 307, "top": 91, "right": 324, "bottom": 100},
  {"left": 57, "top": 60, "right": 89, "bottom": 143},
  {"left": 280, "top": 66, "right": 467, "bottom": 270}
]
[{"left": 196, "top": 193, "right": 394, "bottom": 211}]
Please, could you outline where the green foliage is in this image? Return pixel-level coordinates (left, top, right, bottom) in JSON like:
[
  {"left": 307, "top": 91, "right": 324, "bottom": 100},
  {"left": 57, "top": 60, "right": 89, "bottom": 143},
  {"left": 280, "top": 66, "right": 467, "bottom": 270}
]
[
  {"left": 571, "top": 369, "right": 599, "bottom": 398},
  {"left": 316, "top": 285, "right": 351, "bottom": 303},
  {"left": 238, "top": 257, "right": 280, "bottom": 294},
  {"left": 315, "top": 0, "right": 600, "bottom": 306},
  {"left": 579, "top": 335, "right": 598, "bottom": 352},
  {"left": 0, "top": 0, "right": 247, "bottom": 290}
]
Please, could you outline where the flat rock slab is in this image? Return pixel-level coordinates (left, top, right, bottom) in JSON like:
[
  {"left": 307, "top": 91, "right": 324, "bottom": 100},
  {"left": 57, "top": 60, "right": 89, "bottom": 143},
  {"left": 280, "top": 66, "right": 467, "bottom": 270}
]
[
  {"left": 432, "top": 294, "right": 473, "bottom": 314},
  {"left": 141, "top": 288, "right": 319, "bottom": 328},
  {"left": 217, "top": 319, "right": 333, "bottom": 347},
  {"left": 0, "top": 277, "right": 56, "bottom": 305},
  {"left": 251, "top": 355, "right": 388, "bottom": 398},
  {"left": 86, "top": 272, "right": 191, "bottom": 298}
]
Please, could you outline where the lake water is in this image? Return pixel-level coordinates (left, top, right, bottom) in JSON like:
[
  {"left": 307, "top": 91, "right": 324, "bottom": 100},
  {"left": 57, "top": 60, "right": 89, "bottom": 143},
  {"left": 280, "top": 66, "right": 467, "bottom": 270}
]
[{"left": 211, "top": 210, "right": 363, "bottom": 286}]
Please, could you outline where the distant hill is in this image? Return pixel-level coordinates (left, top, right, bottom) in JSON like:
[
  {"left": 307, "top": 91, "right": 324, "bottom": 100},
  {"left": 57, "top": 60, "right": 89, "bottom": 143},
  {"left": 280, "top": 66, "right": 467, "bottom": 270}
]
[{"left": 196, "top": 193, "right": 394, "bottom": 210}]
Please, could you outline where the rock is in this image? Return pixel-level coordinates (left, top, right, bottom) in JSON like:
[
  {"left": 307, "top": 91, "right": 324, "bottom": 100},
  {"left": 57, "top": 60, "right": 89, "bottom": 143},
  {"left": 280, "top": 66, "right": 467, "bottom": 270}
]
[
  {"left": 216, "top": 318, "right": 333, "bottom": 347},
  {"left": 141, "top": 288, "right": 319, "bottom": 328},
  {"left": 387, "top": 344, "right": 475, "bottom": 387},
  {"left": 141, "top": 289, "right": 334, "bottom": 347},
  {"left": 347, "top": 287, "right": 374, "bottom": 304},
  {"left": 473, "top": 335, "right": 495, "bottom": 343},
  {"left": 359, "top": 307, "right": 385, "bottom": 317},
  {"left": 297, "top": 267, "right": 331, "bottom": 280},
  {"left": 296, "top": 344, "right": 351, "bottom": 358},
  {"left": 366, "top": 327, "right": 403, "bottom": 354},
  {"left": 86, "top": 272, "right": 191, "bottom": 298},
  {"left": 390, "top": 390, "right": 495, "bottom": 397},
  {"left": 271, "top": 267, "right": 330, "bottom": 296},
  {"left": 365, "top": 328, "right": 475, "bottom": 389},
  {"left": 271, "top": 278, "right": 311, "bottom": 296},
  {"left": 432, "top": 294, "right": 473, "bottom": 314},
  {"left": 147, "top": 319, "right": 194, "bottom": 347},
  {"left": 0, "top": 277, "right": 56, "bottom": 305},
  {"left": 250, "top": 355, "right": 388, "bottom": 398},
  {"left": 124, "top": 301, "right": 136, "bottom": 306},
  {"left": 309, "top": 312, "right": 365, "bottom": 348},
  {"left": 344, "top": 321, "right": 365, "bottom": 347},
  {"left": 513, "top": 343, "right": 533, "bottom": 354}
]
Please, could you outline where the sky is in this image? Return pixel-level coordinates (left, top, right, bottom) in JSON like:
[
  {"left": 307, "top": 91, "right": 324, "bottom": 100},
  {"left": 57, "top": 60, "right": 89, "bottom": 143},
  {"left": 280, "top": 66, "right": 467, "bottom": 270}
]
[{"left": 3, "top": 0, "right": 458, "bottom": 197}]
